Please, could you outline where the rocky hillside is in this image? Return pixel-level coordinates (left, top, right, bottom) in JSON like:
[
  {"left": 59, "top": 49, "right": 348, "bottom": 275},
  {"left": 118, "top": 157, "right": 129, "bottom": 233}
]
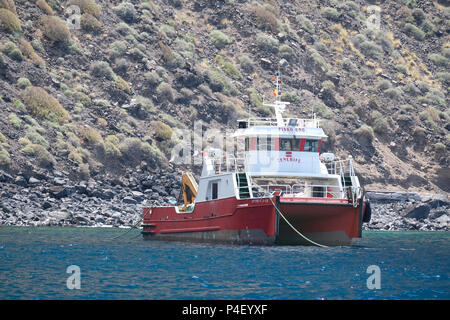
[{"left": 0, "top": 0, "right": 449, "bottom": 196}]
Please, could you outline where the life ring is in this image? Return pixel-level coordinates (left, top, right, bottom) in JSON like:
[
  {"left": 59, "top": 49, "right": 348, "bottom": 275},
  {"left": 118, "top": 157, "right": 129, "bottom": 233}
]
[{"left": 363, "top": 201, "right": 371, "bottom": 223}]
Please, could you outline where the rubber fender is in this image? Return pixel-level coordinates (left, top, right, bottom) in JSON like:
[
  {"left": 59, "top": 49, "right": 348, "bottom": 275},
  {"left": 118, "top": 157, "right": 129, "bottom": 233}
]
[{"left": 363, "top": 201, "right": 372, "bottom": 223}]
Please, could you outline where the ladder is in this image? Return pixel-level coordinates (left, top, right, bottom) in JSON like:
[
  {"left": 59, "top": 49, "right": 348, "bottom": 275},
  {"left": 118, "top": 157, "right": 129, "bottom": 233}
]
[{"left": 236, "top": 173, "right": 251, "bottom": 199}]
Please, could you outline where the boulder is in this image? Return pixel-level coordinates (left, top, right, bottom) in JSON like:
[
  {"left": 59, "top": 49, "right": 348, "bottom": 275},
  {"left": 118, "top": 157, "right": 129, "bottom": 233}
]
[
  {"left": 404, "top": 204, "right": 430, "bottom": 220},
  {"left": 123, "top": 196, "right": 137, "bottom": 205}
]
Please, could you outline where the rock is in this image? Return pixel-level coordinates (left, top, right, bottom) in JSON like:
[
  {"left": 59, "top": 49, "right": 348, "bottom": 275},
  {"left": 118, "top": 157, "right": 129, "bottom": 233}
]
[
  {"left": 14, "top": 176, "right": 27, "bottom": 187},
  {"left": 152, "top": 185, "right": 167, "bottom": 196},
  {"left": 28, "top": 177, "right": 40, "bottom": 185},
  {"left": 0, "top": 170, "right": 14, "bottom": 183},
  {"left": 54, "top": 178, "right": 66, "bottom": 186},
  {"left": 42, "top": 201, "right": 52, "bottom": 210},
  {"left": 122, "top": 196, "right": 137, "bottom": 204},
  {"left": 49, "top": 186, "right": 76, "bottom": 199},
  {"left": 131, "top": 191, "right": 144, "bottom": 202},
  {"left": 404, "top": 204, "right": 430, "bottom": 220}
]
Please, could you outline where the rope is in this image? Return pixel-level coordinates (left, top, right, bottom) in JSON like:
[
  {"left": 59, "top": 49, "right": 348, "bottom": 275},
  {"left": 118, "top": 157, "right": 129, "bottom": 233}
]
[
  {"left": 109, "top": 208, "right": 151, "bottom": 241},
  {"left": 268, "top": 197, "right": 329, "bottom": 248}
]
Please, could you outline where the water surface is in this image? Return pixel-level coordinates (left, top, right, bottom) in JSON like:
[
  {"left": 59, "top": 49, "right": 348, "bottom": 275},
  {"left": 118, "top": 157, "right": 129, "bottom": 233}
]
[{"left": 0, "top": 227, "right": 448, "bottom": 299}]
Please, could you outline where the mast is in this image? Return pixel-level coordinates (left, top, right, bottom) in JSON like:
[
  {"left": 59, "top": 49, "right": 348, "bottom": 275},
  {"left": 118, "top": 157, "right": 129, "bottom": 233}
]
[{"left": 263, "top": 71, "right": 289, "bottom": 126}]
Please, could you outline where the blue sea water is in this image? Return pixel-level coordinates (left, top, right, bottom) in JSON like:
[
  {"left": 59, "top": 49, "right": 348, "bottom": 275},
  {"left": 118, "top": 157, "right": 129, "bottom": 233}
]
[{"left": 0, "top": 226, "right": 448, "bottom": 300}]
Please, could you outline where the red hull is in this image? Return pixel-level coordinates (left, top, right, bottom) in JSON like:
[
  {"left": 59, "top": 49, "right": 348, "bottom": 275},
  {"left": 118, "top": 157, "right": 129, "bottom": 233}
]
[{"left": 142, "top": 196, "right": 365, "bottom": 246}]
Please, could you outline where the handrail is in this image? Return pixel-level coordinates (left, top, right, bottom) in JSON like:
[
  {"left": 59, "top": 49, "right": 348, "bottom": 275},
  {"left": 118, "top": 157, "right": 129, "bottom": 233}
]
[{"left": 238, "top": 117, "right": 321, "bottom": 128}]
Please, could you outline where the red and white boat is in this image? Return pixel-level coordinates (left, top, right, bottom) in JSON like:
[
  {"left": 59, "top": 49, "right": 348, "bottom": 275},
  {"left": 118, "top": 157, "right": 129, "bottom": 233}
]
[{"left": 142, "top": 75, "right": 371, "bottom": 246}]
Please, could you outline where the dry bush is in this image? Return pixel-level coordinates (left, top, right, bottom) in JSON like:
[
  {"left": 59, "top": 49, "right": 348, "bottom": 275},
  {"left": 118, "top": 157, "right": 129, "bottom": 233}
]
[
  {"left": 67, "top": 0, "right": 101, "bottom": 18},
  {"left": 249, "top": 5, "right": 279, "bottom": 33},
  {"left": 0, "top": 0, "right": 16, "bottom": 14},
  {"left": 0, "top": 8, "right": 21, "bottom": 33},
  {"left": 36, "top": 0, "right": 54, "bottom": 15},
  {"left": 40, "top": 15, "right": 71, "bottom": 43},
  {"left": 19, "top": 38, "right": 45, "bottom": 67},
  {"left": 80, "top": 13, "right": 101, "bottom": 32},
  {"left": 22, "top": 86, "right": 69, "bottom": 123}
]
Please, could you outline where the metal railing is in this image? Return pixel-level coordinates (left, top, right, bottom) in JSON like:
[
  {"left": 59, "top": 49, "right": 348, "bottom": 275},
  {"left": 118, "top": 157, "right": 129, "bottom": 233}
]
[
  {"left": 211, "top": 154, "right": 246, "bottom": 174},
  {"left": 325, "top": 158, "right": 355, "bottom": 176},
  {"left": 238, "top": 118, "right": 321, "bottom": 128}
]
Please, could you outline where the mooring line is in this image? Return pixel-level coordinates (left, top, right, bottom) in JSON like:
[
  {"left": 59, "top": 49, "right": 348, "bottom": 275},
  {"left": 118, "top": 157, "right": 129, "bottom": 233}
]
[{"left": 269, "top": 198, "right": 329, "bottom": 248}]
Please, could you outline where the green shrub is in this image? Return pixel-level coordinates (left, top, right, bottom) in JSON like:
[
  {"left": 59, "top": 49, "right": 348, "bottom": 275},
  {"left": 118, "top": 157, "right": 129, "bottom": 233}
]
[
  {"left": 210, "top": 30, "right": 230, "bottom": 49},
  {"left": 207, "top": 67, "right": 238, "bottom": 96},
  {"left": 436, "top": 72, "right": 450, "bottom": 86},
  {"left": 0, "top": 8, "right": 20, "bottom": 33},
  {"left": 0, "top": 145, "right": 11, "bottom": 167},
  {"left": 156, "top": 82, "right": 174, "bottom": 102},
  {"left": 17, "top": 77, "right": 31, "bottom": 89},
  {"left": 109, "top": 40, "right": 127, "bottom": 59},
  {"left": 376, "top": 79, "right": 392, "bottom": 91},
  {"left": 384, "top": 87, "right": 402, "bottom": 99},
  {"left": 22, "top": 86, "right": 69, "bottom": 124},
  {"left": 79, "top": 126, "right": 103, "bottom": 146},
  {"left": 428, "top": 53, "right": 449, "bottom": 67},
  {"left": 371, "top": 111, "right": 389, "bottom": 134},
  {"left": 158, "top": 42, "right": 184, "bottom": 68},
  {"left": 40, "top": 15, "right": 71, "bottom": 43},
  {"left": 90, "top": 61, "right": 116, "bottom": 80},
  {"left": 249, "top": 5, "right": 279, "bottom": 33},
  {"left": 404, "top": 23, "right": 425, "bottom": 40},
  {"left": 321, "top": 80, "right": 335, "bottom": 93},
  {"left": 81, "top": 13, "right": 101, "bottom": 32},
  {"left": 354, "top": 125, "right": 374, "bottom": 141},
  {"left": 313, "top": 102, "right": 333, "bottom": 119},
  {"left": 256, "top": 32, "right": 279, "bottom": 53},
  {"left": 296, "top": 14, "right": 315, "bottom": 34},
  {"left": 67, "top": 0, "right": 101, "bottom": 18},
  {"left": 152, "top": 121, "right": 173, "bottom": 141},
  {"left": 321, "top": 7, "right": 340, "bottom": 21},
  {"left": 238, "top": 55, "right": 254, "bottom": 73},
  {"left": 9, "top": 113, "right": 22, "bottom": 128},
  {"left": 114, "top": 2, "right": 136, "bottom": 22},
  {"left": 25, "top": 128, "right": 49, "bottom": 149},
  {"left": 281, "top": 91, "right": 300, "bottom": 104},
  {"left": 434, "top": 142, "right": 445, "bottom": 153},
  {"left": 198, "top": 84, "right": 213, "bottom": 97},
  {"left": 342, "top": 58, "right": 357, "bottom": 72},
  {"left": 411, "top": 8, "right": 426, "bottom": 25},
  {"left": 144, "top": 71, "right": 160, "bottom": 86},
  {"left": 1, "top": 40, "right": 22, "bottom": 61},
  {"left": 0, "top": 131, "right": 6, "bottom": 144},
  {"left": 22, "top": 143, "right": 56, "bottom": 167},
  {"left": 279, "top": 44, "right": 294, "bottom": 60},
  {"left": 159, "top": 24, "right": 177, "bottom": 39},
  {"left": 359, "top": 40, "right": 383, "bottom": 60},
  {"left": 215, "top": 55, "right": 242, "bottom": 80},
  {"left": 119, "top": 137, "right": 164, "bottom": 166},
  {"left": 309, "top": 49, "right": 328, "bottom": 70}
]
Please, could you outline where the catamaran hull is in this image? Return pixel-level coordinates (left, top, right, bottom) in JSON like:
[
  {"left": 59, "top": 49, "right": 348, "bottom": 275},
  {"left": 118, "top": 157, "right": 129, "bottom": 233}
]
[
  {"left": 142, "top": 197, "right": 367, "bottom": 246},
  {"left": 276, "top": 199, "right": 366, "bottom": 246}
]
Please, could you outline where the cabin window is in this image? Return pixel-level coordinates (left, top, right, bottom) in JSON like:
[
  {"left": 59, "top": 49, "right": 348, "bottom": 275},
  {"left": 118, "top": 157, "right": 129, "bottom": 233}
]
[
  {"left": 212, "top": 182, "right": 218, "bottom": 200},
  {"left": 257, "top": 136, "right": 274, "bottom": 151},
  {"left": 280, "top": 138, "right": 301, "bottom": 151},
  {"left": 304, "top": 139, "right": 319, "bottom": 152},
  {"left": 292, "top": 139, "right": 301, "bottom": 151},
  {"left": 280, "top": 139, "right": 291, "bottom": 151}
]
